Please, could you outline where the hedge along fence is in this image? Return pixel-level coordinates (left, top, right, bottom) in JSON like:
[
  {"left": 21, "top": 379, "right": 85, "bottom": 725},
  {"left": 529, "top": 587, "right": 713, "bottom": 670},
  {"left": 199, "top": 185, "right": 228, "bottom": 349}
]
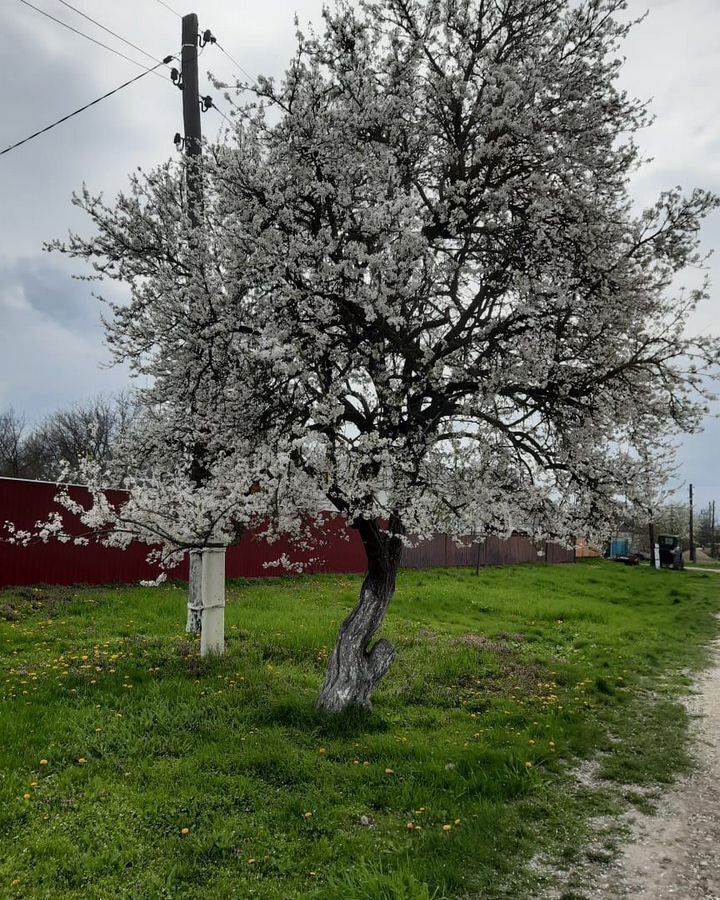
[{"left": 0, "top": 477, "right": 574, "bottom": 588}]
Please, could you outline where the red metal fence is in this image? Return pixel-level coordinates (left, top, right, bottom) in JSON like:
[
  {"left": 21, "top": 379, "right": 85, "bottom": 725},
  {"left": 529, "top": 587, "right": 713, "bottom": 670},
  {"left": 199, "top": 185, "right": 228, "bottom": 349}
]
[{"left": 0, "top": 477, "right": 573, "bottom": 587}]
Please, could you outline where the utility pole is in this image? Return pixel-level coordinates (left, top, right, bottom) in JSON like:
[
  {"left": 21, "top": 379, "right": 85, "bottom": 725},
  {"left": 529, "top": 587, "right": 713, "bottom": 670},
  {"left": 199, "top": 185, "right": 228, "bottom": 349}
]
[
  {"left": 177, "top": 12, "right": 204, "bottom": 636},
  {"left": 649, "top": 520, "right": 656, "bottom": 569},
  {"left": 178, "top": 13, "right": 226, "bottom": 658},
  {"left": 712, "top": 500, "right": 717, "bottom": 560},
  {"left": 689, "top": 483, "right": 695, "bottom": 562},
  {"left": 181, "top": 13, "right": 202, "bottom": 227}
]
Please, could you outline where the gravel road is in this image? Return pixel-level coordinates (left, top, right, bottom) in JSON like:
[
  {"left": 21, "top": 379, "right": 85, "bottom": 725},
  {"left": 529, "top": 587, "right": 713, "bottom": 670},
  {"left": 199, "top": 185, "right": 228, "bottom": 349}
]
[{"left": 574, "top": 632, "right": 720, "bottom": 899}]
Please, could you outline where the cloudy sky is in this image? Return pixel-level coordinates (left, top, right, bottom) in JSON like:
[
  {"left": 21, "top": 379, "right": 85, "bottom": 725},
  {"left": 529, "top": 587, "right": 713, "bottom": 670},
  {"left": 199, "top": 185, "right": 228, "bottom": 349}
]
[{"left": 2, "top": 0, "right": 719, "bottom": 508}]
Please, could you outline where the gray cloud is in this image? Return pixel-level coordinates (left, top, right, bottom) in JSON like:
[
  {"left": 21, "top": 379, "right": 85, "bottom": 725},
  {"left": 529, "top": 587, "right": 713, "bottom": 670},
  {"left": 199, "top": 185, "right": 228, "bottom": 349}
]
[
  {"left": 0, "top": 271, "right": 129, "bottom": 420},
  {"left": 0, "top": 256, "right": 102, "bottom": 329}
]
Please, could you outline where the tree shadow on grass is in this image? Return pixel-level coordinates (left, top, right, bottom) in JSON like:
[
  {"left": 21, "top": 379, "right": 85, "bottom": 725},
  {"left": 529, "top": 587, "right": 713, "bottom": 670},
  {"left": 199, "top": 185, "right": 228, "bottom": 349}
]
[{"left": 252, "top": 697, "right": 391, "bottom": 738}]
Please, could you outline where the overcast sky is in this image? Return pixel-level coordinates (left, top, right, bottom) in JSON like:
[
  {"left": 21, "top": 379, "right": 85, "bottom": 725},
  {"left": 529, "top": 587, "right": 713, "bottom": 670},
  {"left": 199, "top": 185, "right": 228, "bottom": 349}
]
[{"left": 1, "top": 0, "right": 718, "bottom": 508}]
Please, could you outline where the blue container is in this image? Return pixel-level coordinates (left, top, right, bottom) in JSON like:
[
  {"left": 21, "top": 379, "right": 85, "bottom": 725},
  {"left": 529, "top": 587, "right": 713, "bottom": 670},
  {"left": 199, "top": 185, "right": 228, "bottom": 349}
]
[{"left": 610, "top": 538, "right": 629, "bottom": 558}]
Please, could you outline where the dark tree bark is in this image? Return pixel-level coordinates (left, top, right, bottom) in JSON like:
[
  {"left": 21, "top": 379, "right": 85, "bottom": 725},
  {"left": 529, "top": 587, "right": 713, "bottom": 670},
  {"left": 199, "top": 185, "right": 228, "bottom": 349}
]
[{"left": 316, "top": 517, "right": 403, "bottom": 713}]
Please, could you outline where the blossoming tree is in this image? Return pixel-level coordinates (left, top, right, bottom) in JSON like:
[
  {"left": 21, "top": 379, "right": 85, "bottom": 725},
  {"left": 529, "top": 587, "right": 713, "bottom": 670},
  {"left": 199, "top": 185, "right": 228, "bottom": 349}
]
[
  {"left": 55, "top": 0, "right": 717, "bottom": 710},
  {"left": 41, "top": 161, "right": 318, "bottom": 655}
]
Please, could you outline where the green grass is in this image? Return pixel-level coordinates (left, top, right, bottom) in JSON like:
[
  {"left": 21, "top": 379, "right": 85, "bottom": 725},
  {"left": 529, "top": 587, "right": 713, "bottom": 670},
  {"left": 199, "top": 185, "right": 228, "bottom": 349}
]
[{"left": 0, "top": 561, "right": 718, "bottom": 899}]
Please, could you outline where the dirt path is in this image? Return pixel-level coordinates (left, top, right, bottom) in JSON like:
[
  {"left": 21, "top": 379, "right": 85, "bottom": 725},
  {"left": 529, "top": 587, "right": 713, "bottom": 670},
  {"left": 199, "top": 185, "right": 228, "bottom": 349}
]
[{"left": 573, "top": 635, "right": 720, "bottom": 899}]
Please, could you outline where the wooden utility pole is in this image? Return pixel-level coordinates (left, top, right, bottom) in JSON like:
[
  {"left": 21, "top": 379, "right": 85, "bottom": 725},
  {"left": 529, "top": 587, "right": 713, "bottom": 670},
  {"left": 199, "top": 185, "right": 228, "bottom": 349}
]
[
  {"left": 179, "top": 12, "right": 224, "bottom": 651},
  {"left": 689, "top": 483, "right": 695, "bottom": 562},
  {"left": 712, "top": 500, "right": 717, "bottom": 560},
  {"left": 649, "top": 520, "right": 656, "bottom": 569},
  {"left": 181, "top": 13, "right": 202, "bottom": 227}
]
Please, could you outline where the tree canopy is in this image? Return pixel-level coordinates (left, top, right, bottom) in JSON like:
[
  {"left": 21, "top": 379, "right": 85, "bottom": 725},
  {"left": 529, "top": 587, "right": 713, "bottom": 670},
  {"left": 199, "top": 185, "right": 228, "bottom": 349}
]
[{"left": 53, "top": 0, "right": 719, "bottom": 710}]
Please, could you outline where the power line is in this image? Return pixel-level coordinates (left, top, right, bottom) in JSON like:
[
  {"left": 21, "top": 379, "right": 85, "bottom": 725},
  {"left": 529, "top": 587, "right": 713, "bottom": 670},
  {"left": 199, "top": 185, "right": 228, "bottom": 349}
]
[
  {"left": 16, "top": 0, "right": 168, "bottom": 80},
  {"left": 207, "top": 98, "right": 233, "bottom": 128},
  {"left": 54, "top": 0, "right": 167, "bottom": 67},
  {"left": 153, "top": 0, "right": 181, "bottom": 18},
  {"left": 214, "top": 41, "right": 255, "bottom": 84},
  {"left": 1, "top": 60, "right": 168, "bottom": 157}
]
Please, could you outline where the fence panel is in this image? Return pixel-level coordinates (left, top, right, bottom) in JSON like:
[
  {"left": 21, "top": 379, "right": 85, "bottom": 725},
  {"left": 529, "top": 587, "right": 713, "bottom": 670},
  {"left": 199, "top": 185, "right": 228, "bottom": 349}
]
[
  {"left": 402, "top": 533, "right": 574, "bottom": 569},
  {"left": 1, "top": 478, "right": 573, "bottom": 587}
]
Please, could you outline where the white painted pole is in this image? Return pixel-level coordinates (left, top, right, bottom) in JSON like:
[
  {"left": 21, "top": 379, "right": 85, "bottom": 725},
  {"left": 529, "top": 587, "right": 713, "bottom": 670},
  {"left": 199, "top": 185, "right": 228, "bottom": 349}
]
[
  {"left": 186, "top": 550, "right": 203, "bottom": 634},
  {"left": 200, "top": 547, "right": 226, "bottom": 656}
]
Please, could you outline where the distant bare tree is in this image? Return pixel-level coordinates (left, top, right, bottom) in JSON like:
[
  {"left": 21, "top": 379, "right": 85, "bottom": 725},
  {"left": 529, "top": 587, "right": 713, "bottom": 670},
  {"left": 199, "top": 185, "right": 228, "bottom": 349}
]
[
  {"left": 1, "top": 394, "right": 137, "bottom": 483},
  {"left": 0, "top": 408, "right": 30, "bottom": 477},
  {"left": 696, "top": 503, "right": 717, "bottom": 554}
]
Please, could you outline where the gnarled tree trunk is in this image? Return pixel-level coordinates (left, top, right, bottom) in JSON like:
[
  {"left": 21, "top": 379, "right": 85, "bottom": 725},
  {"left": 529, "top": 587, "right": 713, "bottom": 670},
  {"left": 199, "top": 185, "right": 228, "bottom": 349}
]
[{"left": 316, "top": 517, "right": 403, "bottom": 713}]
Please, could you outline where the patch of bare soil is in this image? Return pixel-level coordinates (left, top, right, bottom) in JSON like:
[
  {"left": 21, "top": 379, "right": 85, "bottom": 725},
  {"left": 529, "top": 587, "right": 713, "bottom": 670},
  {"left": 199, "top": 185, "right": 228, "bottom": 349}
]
[{"left": 546, "top": 637, "right": 720, "bottom": 900}]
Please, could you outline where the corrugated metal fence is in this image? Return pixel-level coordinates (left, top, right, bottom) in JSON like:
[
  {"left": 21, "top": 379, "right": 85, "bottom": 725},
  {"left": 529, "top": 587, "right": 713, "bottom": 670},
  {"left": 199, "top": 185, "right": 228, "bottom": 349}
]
[
  {"left": 0, "top": 477, "right": 573, "bottom": 587},
  {"left": 402, "top": 532, "right": 574, "bottom": 568}
]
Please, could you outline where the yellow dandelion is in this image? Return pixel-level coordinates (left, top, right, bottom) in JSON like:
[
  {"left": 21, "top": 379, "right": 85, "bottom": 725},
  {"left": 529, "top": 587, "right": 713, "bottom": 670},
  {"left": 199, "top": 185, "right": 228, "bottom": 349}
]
[
  {"left": 304, "top": 811, "right": 313, "bottom": 818},
  {"left": 455, "top": 819, "right": 462, "bottom": 825},
  {"left": 318, "top": 747, "right": 326, "bottom": 754},
  {"left": 442, "top": 824, "right": 453, "bottom": 832},
  {"left": 78, "top": 758, "right": 87, "bottom": 765},
  {"left": 525, "top": 761, "right": 533, "bottom": 769},
  {"left": 384, "top": 768, "right": 394, "bottom": 775},
  {"left": 23, "top": 793, "right": 31, "bottom": 800},
  {"left": 180, "top": 827, "right": 190, "bottom": 835},
  {"left": 39, "top": 759, "right": 48, "bottom": 766}
]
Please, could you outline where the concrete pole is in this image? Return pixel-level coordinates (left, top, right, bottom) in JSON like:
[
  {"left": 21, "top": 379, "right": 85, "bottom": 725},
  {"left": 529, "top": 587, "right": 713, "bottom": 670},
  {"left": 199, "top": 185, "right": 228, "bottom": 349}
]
[{"left": 200, "top": 548, "right": 226, "bottom": 656}]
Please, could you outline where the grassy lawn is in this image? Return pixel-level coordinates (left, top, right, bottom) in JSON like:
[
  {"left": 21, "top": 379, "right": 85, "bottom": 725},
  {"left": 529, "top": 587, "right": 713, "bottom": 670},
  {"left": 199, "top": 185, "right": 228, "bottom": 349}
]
[{"left": 1, "top": 561, "right": 718, "bottom": 899}]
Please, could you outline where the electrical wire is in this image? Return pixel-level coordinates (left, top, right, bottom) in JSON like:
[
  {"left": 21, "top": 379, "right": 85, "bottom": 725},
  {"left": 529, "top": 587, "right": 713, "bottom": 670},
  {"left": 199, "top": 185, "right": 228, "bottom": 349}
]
[
  {"left": 54, "top": 0, "right": 167, "bottom": 67},
  {"left": 208, "top": 98, "right": 233, "bottom": 128},
  {"left": 153, "top": 0, "right": 181, "bottom": 18},
  {"left": 16, "top": 0, "right": 168, "bottom": 80},
  {"left": 214, "top": 41, "right": 255, "bottom": 84},
  {"left": 1, "top": 61, "right": 167, "bottom": 157}
]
